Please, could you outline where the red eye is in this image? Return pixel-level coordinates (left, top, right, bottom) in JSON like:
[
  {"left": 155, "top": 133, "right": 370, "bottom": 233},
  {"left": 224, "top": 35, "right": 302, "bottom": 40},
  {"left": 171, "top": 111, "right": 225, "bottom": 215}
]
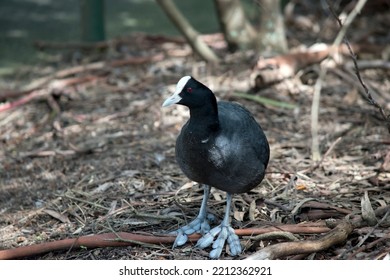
[{"left": 186, "top": 87, "right": 192, "bottom": 93}]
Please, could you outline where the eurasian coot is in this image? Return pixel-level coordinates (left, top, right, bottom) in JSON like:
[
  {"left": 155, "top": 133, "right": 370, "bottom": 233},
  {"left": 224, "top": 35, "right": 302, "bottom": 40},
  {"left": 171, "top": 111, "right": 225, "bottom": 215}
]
[{"left": 162, "top": 76, "right": 270, "bottom": 258}]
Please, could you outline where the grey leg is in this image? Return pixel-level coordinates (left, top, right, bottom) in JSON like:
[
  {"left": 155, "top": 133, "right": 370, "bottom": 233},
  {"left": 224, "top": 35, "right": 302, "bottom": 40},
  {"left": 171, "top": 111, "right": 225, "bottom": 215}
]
[
  {"left": 196, "top": 193, "right": 242, "bottom": 259},
  {"left": 173, "top": 185, "right": 211, "bottom": 247}
]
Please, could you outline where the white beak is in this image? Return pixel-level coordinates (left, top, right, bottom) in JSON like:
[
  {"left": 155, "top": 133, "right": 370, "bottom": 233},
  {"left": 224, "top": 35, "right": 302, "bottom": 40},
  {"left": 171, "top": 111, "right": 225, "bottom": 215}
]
[{"left": 162, "top": 92, "right": 182, "bottom": 107}]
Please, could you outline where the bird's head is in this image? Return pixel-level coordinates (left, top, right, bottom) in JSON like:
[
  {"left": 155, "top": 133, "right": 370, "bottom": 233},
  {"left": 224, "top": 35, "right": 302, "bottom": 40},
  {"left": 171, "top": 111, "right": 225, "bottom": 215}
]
[{"left": 162, "top": 76, "right": 214, "bottom": 109}]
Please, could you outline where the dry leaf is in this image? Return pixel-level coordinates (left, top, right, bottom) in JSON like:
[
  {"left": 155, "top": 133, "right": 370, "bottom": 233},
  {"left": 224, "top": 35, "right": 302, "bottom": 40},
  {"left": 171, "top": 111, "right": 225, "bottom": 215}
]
[
  {"left": 43, "top": 209, "right": 70, "bottom": 223},
  {"left": 91, "top": 182, "right": 114, "bottom": 194},
  {"left": 107, "top": 200, "right": 117, "bottom": 215},
  {"left": 382, "top": 151, "right": 390, "bottom": 171},
  {"left": 234, "top": 211, "right": 245, "bottom": 222},
  {"left": 132, "top": 179, "right": 145, "bottom": 191},
  {"left": 120, "top": 170, "right": 140, "bottom": 177},
  {"left": 179, "top": 181, "right": 196, "bottom": 191},
  {"left": 249, "top": 200, "right": 257, "bottom": 221},
  {"left": 212, "top": 191, "right": 223, "bottom": 201},
  {"left": 361, "top": 191, "right": 377, "bottom": 226}
]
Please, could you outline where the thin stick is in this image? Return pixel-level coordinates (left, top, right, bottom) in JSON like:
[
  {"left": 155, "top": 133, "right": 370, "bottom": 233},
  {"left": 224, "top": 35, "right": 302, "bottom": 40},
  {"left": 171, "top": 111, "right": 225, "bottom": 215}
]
[
  {"left": 330, "top": 0, "right": 368, "bottom": 46},
  {"left": 311, "top": 68, "right": 325, "bottom": 161},
  {"left": 311, "top": 0, "right": 370, "bottom": 160}
]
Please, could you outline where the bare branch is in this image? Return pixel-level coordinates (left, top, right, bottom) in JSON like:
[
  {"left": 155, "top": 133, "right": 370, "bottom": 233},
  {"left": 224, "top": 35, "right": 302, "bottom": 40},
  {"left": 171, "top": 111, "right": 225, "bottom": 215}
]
[
  {"left": 156, "top": 0, "right": 219, "bottom": 63},
  {"left": 327, "top": 0, "right": 390, "bottom": 132}
]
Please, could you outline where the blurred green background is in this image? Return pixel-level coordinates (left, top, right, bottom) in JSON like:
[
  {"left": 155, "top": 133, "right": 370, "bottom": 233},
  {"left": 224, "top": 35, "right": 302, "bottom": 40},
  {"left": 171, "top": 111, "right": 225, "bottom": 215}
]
[{"left": 0, "top": 0, "right": 220, "bottom": 74}]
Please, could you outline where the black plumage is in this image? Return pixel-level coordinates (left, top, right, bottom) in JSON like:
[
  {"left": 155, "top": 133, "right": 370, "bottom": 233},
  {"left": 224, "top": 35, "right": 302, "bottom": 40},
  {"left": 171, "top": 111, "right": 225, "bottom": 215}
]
[{"left": 162, "top": 76, "right": 270, "bottom": 258}]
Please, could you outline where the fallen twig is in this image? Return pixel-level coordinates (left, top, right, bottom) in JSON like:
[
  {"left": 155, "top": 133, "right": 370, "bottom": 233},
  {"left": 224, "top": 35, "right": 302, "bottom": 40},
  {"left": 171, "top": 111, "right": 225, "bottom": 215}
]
[
  {"left": 346, "top": 60, "right": 390, "bottom": 71},
  {"left": 55, "top": 53, "right": 164, "bottom": 79},
  {"left": 347, "top": 233, "right": 390, "bottom": 260},
  {"left": 250, "top": 231, "right": 300, "bottom": 242},
  {"left": 246, "top": 220, "right": 354, "bottom": 260},
  {"left": 245, "top": 205, "right": 390, "bottom": 259},
  {"left": 0, "top": 54, "right": 164, "bottom": 112},
  {"left": 0, "top": 75, "right": 104, "bottom": 113},
  {"left": 0, "top": 90, "right": 48, "bottom": 113},
  {"left": 251, "top": 42, "right": 385, "bottom": 88}
]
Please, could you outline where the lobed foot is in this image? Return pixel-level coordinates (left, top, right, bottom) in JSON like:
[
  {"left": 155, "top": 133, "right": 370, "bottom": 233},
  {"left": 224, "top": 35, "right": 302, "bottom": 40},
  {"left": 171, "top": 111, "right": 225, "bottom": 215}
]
[
  {"left": 172, "top": 214, "right": 212, "bottom": 247},
  {"left": 196, "top": 224, "right": 241, "bottom": 259},
  {"left": 172, "top": 185, "right": 212, "bottom": 248}
]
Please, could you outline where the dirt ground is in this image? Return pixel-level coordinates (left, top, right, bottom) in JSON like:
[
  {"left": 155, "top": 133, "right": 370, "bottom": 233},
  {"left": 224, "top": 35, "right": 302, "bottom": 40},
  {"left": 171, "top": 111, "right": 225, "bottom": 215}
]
[{"left": 0, "top": 2, "right": 389, "bottom": 260}]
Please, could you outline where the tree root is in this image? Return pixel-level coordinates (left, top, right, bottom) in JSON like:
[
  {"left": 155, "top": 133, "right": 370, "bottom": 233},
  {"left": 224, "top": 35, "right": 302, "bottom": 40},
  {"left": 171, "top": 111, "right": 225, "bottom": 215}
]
[{"left": 0, "top": 222, "right": 328, "bottom": 260}]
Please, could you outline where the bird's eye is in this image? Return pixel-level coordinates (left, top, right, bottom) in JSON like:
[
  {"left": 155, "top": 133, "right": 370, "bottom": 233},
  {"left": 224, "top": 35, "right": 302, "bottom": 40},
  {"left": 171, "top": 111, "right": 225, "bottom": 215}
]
[{"left": 186, "top": 87, "right": 192, "bottom": 93}]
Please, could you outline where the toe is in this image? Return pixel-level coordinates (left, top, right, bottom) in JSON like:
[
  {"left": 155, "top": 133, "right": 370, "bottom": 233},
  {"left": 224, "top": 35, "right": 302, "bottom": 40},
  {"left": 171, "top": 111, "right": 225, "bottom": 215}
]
[
  {"left": 200, "top": 219, "right": 210, "bottom": 234},
  {"left": 212, "top": 226, "right": 228, "bottom": 249},
  {"left": 173, "top": 231, "right": 188, "bottom": 247},
  {"left": 196, "top": 232, "right": 214, "bottom": 248},
  {"left": 227, "top": 227, "right": 241, "bottom": 256},
  {"left": 197, "top": 226, "right": 221, "bottom": 248},
  {"left": 209, "top": 247, "right": 223, "bottom": 259}
]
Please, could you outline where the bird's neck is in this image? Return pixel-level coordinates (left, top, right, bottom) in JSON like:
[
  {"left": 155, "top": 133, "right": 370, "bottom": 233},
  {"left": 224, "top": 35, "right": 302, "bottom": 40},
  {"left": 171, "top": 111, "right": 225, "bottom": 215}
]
[{"left": 188, "top": 100, "right": 220, "bottom": 136}]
